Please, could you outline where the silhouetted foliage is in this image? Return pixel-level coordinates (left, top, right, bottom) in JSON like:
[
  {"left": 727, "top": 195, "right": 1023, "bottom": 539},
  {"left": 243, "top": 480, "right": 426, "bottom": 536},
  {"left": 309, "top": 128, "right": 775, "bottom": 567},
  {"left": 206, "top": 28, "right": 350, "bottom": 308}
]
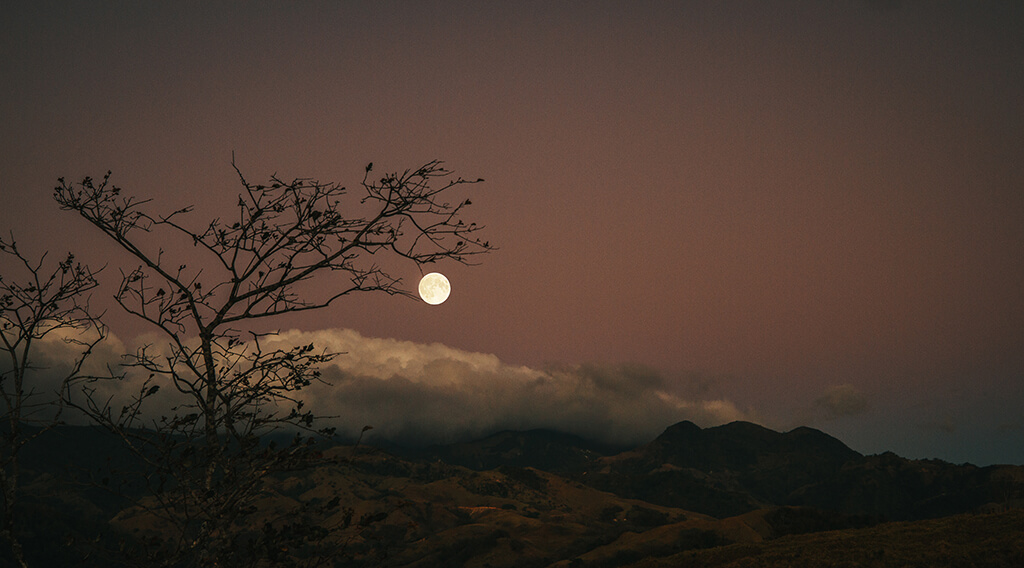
[
  {"left": 52, "top": 160, "right": 492, "bottom": 567},
  {"left": 0, "top": 234, "right": 103, "bottom": 568}
]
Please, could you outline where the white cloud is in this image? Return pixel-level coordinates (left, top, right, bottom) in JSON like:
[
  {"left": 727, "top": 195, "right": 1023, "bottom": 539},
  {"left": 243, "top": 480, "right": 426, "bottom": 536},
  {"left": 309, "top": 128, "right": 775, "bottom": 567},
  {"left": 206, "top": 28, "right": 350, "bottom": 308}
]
[
  {"left": 260, "top": 329, "right": 747, "bottom": 445},
  {"left": 25, "top": 327, "right": 747, "bottom": 446},
  {"left": 0, "top": 325, "right": 127, "bottom": 422}
]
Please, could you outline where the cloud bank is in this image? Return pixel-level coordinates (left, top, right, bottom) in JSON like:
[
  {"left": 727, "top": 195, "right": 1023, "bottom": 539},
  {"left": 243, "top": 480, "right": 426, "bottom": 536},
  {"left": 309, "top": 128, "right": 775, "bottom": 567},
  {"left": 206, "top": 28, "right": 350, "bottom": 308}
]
[
  {"left": 260, "top": 329, "right": 746, "bottom": 446},
  {"left": 13, "top": 327, "right": 746, "bottom": 447},
  {"left": 0, "top": 325, "right": 127, "bottom": 422}
]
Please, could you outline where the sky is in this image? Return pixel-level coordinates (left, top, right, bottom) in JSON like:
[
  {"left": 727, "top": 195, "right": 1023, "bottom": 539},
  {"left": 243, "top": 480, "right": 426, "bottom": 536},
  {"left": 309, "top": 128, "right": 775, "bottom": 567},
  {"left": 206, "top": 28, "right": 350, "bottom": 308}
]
[{"left": 2, "top": 1, "right": 1023, "bottom": 465}]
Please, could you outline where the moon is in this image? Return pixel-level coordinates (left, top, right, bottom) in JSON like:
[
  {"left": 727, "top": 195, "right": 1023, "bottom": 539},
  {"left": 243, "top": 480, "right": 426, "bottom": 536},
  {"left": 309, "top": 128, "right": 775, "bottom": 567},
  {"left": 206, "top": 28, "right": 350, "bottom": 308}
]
[{"left": 418, "top": 272, "right": 451, "bottom": 305}]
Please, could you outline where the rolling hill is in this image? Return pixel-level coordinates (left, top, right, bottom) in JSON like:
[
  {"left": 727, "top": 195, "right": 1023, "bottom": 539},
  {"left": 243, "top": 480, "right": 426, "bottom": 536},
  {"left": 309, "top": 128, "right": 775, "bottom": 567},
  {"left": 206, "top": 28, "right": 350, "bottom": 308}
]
[{"left": 5, "top": 420, "right": 1024, "bottom": 566}]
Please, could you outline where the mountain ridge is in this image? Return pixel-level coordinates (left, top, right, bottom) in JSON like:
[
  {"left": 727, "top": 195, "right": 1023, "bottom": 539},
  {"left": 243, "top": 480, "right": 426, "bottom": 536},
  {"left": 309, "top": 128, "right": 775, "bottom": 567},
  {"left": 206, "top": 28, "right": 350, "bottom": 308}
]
[
  {"left": 7, "top": 419, "right": 1024, "bottom": 566},
  {"left": 394, "top": 419, "right": 1023, "bottom": 521}
]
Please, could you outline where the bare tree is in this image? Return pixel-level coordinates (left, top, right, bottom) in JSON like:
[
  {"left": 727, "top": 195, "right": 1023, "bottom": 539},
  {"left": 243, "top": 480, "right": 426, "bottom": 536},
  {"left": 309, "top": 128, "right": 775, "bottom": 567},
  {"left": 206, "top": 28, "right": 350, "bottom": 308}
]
[
  {"left": 0, "top": 234, "right": 104, "bottom": 568},
  {"left": 53, "top": 160, "right": 492, "bottom": 566}
]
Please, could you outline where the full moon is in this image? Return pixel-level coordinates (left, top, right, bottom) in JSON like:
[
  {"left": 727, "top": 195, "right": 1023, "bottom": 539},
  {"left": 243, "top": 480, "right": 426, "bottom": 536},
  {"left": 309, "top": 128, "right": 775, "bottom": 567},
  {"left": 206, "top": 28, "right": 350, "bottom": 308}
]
[{"left": 418, "top": 272, "right": 451, "bottom": 305}]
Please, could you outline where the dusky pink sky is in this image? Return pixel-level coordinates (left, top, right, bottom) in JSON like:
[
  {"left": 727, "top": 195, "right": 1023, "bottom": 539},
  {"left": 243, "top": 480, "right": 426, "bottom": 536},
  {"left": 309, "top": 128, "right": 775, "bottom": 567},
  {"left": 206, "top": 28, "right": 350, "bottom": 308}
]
[{"left": 2, "top": 1, "right": 1022, "bottom": 464}]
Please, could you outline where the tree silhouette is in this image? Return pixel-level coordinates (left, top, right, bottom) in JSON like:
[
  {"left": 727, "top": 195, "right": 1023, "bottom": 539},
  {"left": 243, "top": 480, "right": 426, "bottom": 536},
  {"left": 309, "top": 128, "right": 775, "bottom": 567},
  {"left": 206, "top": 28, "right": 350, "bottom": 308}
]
[
  {"left": 0, "top": 234, "right": 104, "bottom": 568},
  {"left": 53, "top": 160, "right": 492, "bottom": 567}
]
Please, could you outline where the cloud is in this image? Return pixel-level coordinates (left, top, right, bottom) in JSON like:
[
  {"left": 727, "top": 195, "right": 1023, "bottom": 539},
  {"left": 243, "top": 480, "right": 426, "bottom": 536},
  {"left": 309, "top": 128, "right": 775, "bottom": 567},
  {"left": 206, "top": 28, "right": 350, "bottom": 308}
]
[
  {"left": 813, "top": 384, "right": 870, "bottom": 420},
  {"left": 19, "top": 327, "right": 747, "bottom": 447},
  {"left": 778, "top": 383, "right": 871, "bottom": 432},
  {"left": 258, "top": 329, "right": 747, "bottom": 446},
  {"left": 0, "top": 325, "right": 127, "bottom": 422}
]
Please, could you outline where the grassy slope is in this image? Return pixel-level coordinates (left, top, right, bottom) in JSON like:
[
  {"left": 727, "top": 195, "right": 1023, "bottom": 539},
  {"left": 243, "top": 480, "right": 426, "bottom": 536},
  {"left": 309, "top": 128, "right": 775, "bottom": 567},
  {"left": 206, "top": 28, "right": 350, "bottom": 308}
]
[{"left": 624, "top": 509, "right": 1024, "bottom": 568}]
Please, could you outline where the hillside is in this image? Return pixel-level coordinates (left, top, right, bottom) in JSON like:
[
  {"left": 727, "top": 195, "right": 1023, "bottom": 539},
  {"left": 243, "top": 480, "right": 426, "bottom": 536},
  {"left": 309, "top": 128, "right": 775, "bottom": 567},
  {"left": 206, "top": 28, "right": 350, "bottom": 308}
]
[
  {"left": 107, "top": 445, "right": 1024, "bottom": 567},
  {"left": 570, "top": 422, "right": 1024, "bottom": 521},
  {"left": 569, "top": 421, "right": 861, "bottom": 517},
  {"left": 624, "top": 509, "right": 1024, "bottom": 568},
  {"left": 5, "top": 420, "right": 1024, "bottom": 566},
  {"left": 106, "top": 445, "right": 723, "bottom": 567}
]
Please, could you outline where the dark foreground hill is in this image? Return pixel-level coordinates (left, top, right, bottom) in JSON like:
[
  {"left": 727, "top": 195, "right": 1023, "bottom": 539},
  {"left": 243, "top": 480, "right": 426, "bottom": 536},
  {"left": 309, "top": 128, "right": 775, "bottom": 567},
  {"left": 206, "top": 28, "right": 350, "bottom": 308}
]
[
  {"left": 109, "top": 445, "right": 1024, "bottom": 568},
  {"left": 5, "top": 420, "right": 1024, "bottom": 566},
  {"left": 622, "top": 509, "right": 1024, "bottom": 568},
  {"left": 417, "top": 421, "right": 1024, "bottom": 522},
  {"left": 571, "top": 421, "right": 862, "bottom": 518}
]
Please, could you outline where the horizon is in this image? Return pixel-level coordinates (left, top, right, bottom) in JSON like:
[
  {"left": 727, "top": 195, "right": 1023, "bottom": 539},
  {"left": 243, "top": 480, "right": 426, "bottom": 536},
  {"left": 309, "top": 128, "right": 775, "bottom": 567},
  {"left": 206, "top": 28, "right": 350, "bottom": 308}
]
[
  {"left": 25, "top": 410, "right": 1016, "bottom": 469},
  {"left": 23, "top": 325, "right": 1021, "bottom": 467}
]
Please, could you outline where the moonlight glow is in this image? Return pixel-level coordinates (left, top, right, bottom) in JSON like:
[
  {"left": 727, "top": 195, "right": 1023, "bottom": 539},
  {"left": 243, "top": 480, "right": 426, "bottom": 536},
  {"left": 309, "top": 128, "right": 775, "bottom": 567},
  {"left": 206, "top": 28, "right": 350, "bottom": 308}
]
[{"left": 418, "top": 272, "right": 451, "bottom": 305}]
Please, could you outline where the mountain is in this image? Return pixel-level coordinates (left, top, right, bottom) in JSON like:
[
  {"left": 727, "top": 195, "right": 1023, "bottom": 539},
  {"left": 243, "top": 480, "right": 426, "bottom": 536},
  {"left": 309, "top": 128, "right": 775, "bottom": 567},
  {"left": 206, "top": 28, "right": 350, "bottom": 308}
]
[
  {"left": 380, "top": 420, "right": 1024, "bottom": 522},
  {"left": 570, "top": 421, "right": 864, "bottom": 517},
  {"left": 787, "top": 451, "right": 1024, "bottom": 520},
  {"left": 112, "top": 442, "right": 1024, "bottom": 568},
  {"left": 551, "top": 421, "right": 1024, "bottom": 522},
  {"left": 6, "top": 420, "right": 1024, "bottom": 566},
  {"left": 646, "top": 420, "right": 861, "bottom": 473},
  {"left": 108, "top": 444, "right": 730, "bottom": 568}
]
